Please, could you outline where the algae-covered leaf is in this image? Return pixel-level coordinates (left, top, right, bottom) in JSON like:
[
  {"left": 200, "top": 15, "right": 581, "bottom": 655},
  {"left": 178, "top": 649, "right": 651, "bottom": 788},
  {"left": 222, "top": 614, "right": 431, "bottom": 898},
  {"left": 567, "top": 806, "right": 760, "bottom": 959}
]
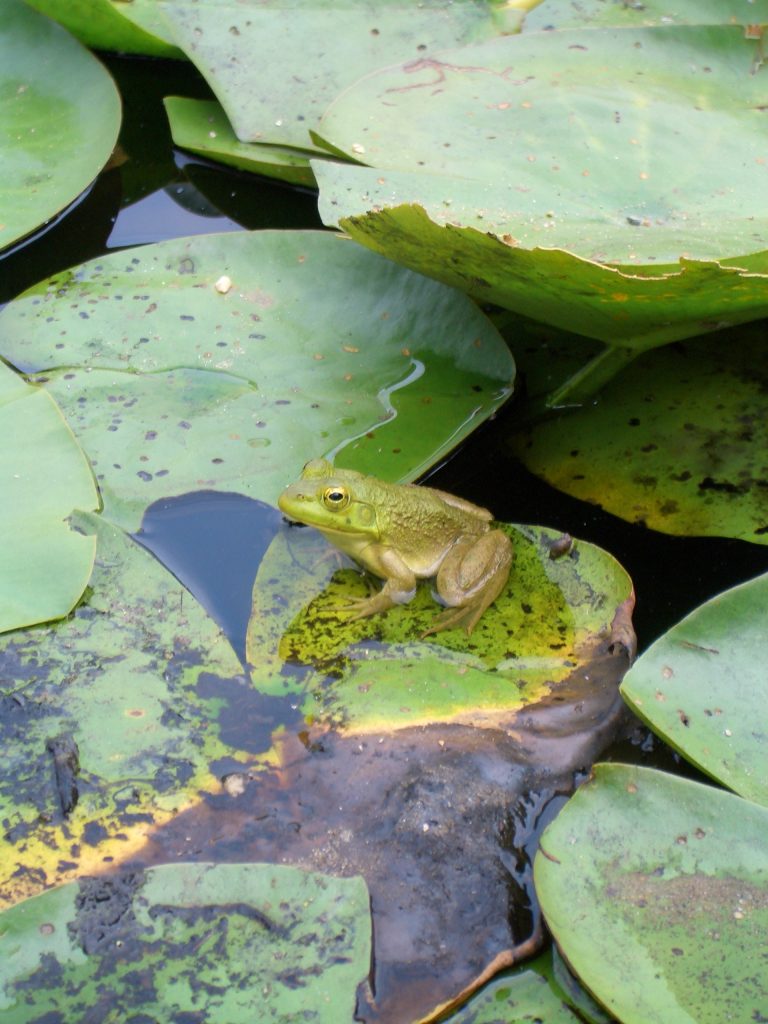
[
  {"left": 0, "top": 512, "right": 247, "bottom": 906},
  {"left": 509, "top": 323, "right": 768, "bottom": 545},
  {"left": 0, "top": 862, "right": 371, "bottom": 1024},
  {"left": 314, "top": 24, "right": 768, "bottom": 350},
  {"left": 0, "top": 0, "right": 122, "bottom": 253},
  {"left": 0, "top": 360, "right": 98, "bottom": 633},
  {"left": 247, "top": 519, "right": 635, "bottom": 737},
  {"left": 0, "top": 230, "right": 513, "bottom": 532},
  {"left": 164, "top": 96, "right": 318, "bottom": 187},
  {"left": 535, "top": 764, "right": 768, "bottom": 1024},
  {"left": 158, "top": 0, "right": 522, "bottom": 150},
  {"left": 621, "top": 572, "right": 768, "bottom": 807},
  {"left": 23, "top": 0, "right": 183, "bottom": 58}
]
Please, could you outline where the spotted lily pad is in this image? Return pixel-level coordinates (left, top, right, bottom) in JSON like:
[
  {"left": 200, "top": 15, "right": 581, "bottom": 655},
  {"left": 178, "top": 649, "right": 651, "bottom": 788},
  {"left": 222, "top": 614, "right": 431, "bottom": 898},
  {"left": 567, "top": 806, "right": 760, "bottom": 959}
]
[
  {"left": 314, "top": 24, "right": 768, "bottom": 373},
  {"left": 0, "top": 862, "right": 371, "bottom": 1024},
  {"left": 508, "top": 323, "right": 768, "bottom": 545},
  {"left": 621, "top": 572, "right": 768, "bottom": 807},
  {"left": 0, "top": 360, "right": 98, "bottom": 634},
  {"left": 0, "top": 0, "right": 122, "bottom": 253},
  {"left": 157, "top": 0, "right": 523, "bottom": 149},
  {"left": 0, "top": 512, "right": 247, "bottom": 906},
  {"left": 0, "top": 230, "right": 513, "bottom": 532},
  {"left": 534, "top": 764, "right": 768, "bottom": 1024}
]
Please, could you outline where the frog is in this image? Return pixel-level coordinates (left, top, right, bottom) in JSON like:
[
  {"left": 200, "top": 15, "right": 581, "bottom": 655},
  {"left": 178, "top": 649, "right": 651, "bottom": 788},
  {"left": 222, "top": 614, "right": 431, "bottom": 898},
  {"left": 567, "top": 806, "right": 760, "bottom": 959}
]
[{"left": 278, "top": 458, "right": 513, "bottom": 635}]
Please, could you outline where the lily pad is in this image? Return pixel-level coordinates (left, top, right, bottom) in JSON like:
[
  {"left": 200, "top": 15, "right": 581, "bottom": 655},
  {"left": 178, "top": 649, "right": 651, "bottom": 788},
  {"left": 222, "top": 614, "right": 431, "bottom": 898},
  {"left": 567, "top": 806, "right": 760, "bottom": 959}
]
[
  {"left": 524, "top": 0, "right": 768, "bottom": 30},
  {"left": 0, "top": 512, "right": 248, "bottom": 906},
  {"left": 508, "top": 322, "right": 768, "bottom": 545},
  {"left": 621, "top": 572, "right": 768, "bottom": 807},
  {"left": 247, "top": 519, "right": 635, "bottom": 737},
  {"left": 0, "top": 230, "right": 513, "bottom": 532},
  {"left": 23, "top": 0, "right": 183, "bottom": 58},
  {"left": 0, "top": 0, "right": 122, "bottom": 253},
  {"left": 164, "top": 96, "right": 318, "bottom": 187},
  {"left": 0, "top": 862, "right": 371, "bottom": 1024},
  {"left": 534, "top": 763, "right": 768, "bottom": 1024},
  {"left": 0, "top": 360, "right": 98, "bottom": 634},
  {"left": 441, "top": 968, "right": 580, "bottom": 1024},
  {"left": 157, "top": 0, "right": 523, "bottom": 150},
  {"left": 314, "top": 25, "right": 768, "bottom": 353}
]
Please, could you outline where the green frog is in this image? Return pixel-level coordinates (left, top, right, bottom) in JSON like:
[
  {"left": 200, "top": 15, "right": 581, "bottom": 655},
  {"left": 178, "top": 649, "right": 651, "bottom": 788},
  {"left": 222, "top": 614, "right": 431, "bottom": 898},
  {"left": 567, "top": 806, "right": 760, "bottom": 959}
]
[{"left": 278, "top": 458, "right": 513, "bottom": 635}]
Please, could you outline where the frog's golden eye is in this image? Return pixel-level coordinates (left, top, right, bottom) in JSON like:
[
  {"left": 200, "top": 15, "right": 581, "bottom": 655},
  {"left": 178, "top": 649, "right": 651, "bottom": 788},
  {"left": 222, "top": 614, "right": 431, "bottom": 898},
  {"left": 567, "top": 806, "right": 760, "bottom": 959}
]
[{"left": 323, "top": 486, "right": 350, "bottom": 511}]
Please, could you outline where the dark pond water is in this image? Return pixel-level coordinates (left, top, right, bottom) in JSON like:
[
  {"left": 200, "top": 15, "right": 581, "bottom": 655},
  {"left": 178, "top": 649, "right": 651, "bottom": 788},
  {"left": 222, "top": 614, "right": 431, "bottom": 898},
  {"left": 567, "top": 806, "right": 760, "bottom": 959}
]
[{"left": 3, "top": 51, "right": 768, "bottom": 1021}]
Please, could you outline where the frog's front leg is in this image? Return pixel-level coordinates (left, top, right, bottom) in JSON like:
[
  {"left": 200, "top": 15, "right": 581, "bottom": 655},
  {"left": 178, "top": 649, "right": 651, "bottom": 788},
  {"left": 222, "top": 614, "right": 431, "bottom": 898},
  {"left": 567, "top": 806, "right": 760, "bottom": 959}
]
[
  {"left": 425, "top": 529, "right": 513, "bottom": 636},
  {"left": 340, "top": 544, "right": 417, "bottom": 620}
]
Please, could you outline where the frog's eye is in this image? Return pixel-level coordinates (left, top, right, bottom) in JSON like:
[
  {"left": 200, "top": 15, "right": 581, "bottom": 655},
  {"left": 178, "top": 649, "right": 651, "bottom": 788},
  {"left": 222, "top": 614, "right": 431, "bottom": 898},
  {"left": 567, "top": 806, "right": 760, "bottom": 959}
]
[{"left": 323, "top": 486, "right": 350, "bottom": 512}]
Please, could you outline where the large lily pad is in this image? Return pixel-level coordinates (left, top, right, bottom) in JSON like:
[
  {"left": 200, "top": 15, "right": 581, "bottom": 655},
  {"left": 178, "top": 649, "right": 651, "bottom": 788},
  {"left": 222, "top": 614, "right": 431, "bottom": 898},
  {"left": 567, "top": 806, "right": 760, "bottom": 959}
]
[
  {"left": 165, "top": 96, "right": 318, "bottom": 187},
  {"left": 157, "top": 0, "right": 524, "bottom": 150},
  {"left": 0, "top": 0, "right": 122, "bottom": 253},
  {"left": 0, "top": 230, "right": 513, "bottom": 532},
  {"left": 23, "top": 0, "right": 183, "bottom": 58},
  {"left": 621, "top": 572, "right": 768, "bottom": 807},
  {"left": 508, "top": 322, "right": 768, "bottom": 545},
  {"left": 0, "top": 512, "right": 248, "bottom": 906},
  {"left": 534, "top": 764, "right": 768, "bottom": 1024},
  {"left": 0, "top": 862, "right": 371, "bottom": 1023},
  {"left": 0, "top": 360, "right": 98, "bottom": 634},
  {"left": 314, "top": 25, "right": 768, "bottom": 351}
]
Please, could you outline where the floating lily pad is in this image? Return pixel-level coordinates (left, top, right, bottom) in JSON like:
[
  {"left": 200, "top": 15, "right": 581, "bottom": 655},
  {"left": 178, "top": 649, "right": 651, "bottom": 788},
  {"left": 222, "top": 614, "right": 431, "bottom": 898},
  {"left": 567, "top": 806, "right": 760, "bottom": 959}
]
[
  {"left": 0, "top": 230, "right": 513, "bottom": 532},
  {"left": 23, "top": 0, "right": 183, "bottom": 57},
  {"left": 524, "top": 0, "right": 768, "bottom": 30},
  {"left": 534, "top": 764, "right": 768, "bottom": 1024},
  {"left": 621, "top": 572, "right": 768, "bottom": 807},
  {"left": 0, "top": 0, "right": 122, "bottom": 253},
  {"left": 508, "top": 322, "right": 768, "bottom": 545},
  {"left": 164, "top": 96, "right": 318, "bottom": 187},
  {"left": 442, "top": 968, "right": 580, "bottom": 1024},
  {"left": 247, "top": 518, "right": 635, "bottom": 737},
  {"left": 158, "top": 0, "right": 522, "bottom": 149},
  {"left": 0, "top": 512, "right": 247, "bottom": 906},
  {"left": 0, "top": 360, "right": 98, "bottom": 634},
  {"left": 0, "top": 862, "right": 371, "bottom": 1024},
  {"left": 314, "top": 25, "right": 768, "bottom": 355}
]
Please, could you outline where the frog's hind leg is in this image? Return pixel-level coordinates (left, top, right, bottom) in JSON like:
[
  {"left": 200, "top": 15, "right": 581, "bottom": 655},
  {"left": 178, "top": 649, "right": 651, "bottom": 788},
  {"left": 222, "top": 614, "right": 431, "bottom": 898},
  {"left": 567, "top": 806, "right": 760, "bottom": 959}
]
[{"left": 423, "top": 530, "right": 513, "bottom": 637}]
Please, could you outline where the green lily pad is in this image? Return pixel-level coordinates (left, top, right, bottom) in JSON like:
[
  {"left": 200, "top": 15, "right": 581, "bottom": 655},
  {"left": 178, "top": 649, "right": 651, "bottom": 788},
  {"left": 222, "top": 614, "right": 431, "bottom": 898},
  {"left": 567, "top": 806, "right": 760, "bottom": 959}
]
[
  {"left": 0, "top": 360, "right": 98, "bottom": 634},
  {"left": 524, "top": 0, "right": 768, "bottom": 30},
  {"left": 0, "top": 862, "right": 371, "bottom": 1023},
  {"left": 157, "top": 0, "right": 523, "bottom": 150},
  {"left": 23, "top": 0, "right": 183, "bottom": 58},
  {"left": 443, "top": 969, "right": 580, "bottom": 1024},
  {"left": 0, "top": 230, "right": 513, "bottom": 532},
  {"left": 621, "top": 572, "right": 768, "bottom": 807},
  {"left": 164, "top": 96, "right": 318, "bottom": 187},
  {"left": 0, "top": 0, "right": 122, "bottom": 253},
  {"left": 534, "top": 763, "right": 768, "bottom": 1024},
  {"left": 247, "top": 519, "right": 635, "bottom": 736},
  {"left": 508, "top": 322, "right": 768, "bottom": 545},
  {"left": 0, "top": 511, "right": 247, "bottom": 906},
  {"left": 314, "top": 25, "right": 768, "bottom": 351}
]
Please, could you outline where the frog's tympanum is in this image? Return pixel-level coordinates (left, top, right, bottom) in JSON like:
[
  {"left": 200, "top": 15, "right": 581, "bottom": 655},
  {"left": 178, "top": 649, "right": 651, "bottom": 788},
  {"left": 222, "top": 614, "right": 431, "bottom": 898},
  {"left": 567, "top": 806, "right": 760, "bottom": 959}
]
[{"left": 278, "top": 459, "right": 513, "bottom": 635}]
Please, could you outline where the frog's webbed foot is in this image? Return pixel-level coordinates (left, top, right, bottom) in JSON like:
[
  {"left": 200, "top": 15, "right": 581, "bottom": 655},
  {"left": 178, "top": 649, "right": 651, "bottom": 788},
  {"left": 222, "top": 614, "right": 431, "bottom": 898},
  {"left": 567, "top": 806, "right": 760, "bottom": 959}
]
[
  {"left": 423, "top": 529, "right": 513, "bottom": 637},
  {"left": 330, "top": 565, "right": 417, "bottom": 621}
]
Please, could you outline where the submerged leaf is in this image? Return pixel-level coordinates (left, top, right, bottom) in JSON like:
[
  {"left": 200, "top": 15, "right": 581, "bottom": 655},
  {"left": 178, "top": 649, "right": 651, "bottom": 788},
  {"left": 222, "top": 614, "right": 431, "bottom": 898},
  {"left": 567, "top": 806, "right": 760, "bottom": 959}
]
[
  {"left": 0, "top": 0, "right": 122, "bottom": 253},
  {"left": 0, "top": 230, "right": 513, "bottom": 531},
  {"left": 535, "top": 764, "right": 768, "bottom": 1024},
  {"left": 0, "top": 361, "right": 98, "bottom": 633},
  {"left": 0, "top": 863, "right": 371, "bottom": 1024},
  {"left": 621, "top": 572, "right": 768, "bottom": 807}
]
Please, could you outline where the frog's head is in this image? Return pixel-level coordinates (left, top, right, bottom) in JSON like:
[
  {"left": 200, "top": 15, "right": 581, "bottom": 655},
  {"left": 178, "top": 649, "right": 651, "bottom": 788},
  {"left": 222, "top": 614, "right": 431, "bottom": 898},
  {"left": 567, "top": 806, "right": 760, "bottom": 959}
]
[{"left": 278, "top": 458, "right": 380, "bottom": 539}]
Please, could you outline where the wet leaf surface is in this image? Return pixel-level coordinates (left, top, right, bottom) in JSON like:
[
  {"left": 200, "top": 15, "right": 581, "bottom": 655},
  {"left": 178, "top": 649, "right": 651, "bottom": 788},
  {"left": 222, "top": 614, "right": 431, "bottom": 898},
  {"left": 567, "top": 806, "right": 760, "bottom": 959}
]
[
  {"left": 535, "top": 763, "right": 768, "bottom": 1024},
  {"left": 524, "top": 0, "right": 768, "bottom": 30},
  {"left": 0, "top": 230, "right": 513, "bottom": 531},
  {"left": 0, "top": 862, "right": 371, "bottom": 1023},
  {"left": 0, "top": 361, "right": 98, "bottom": 633},
  {"left": 621, "top": 572, "right": 768, "bottom": 807},
  {"left": 23, "top": 0, "right": 183, "bottom": 58},
  {"left": 0, "top": 0, "right": 122, "bottom": 253},
  {"left": 509, "top": 323, "right": 768, "bottom": 544},
  {"left": 158, "top": 0, "right": 520, "bottom": 150}
]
